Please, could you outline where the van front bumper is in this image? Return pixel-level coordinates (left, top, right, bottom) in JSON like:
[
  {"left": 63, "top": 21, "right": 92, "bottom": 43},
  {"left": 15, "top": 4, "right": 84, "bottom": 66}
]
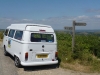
[{"left": 21, "top": 60, "right": 58, "bottom": 66}]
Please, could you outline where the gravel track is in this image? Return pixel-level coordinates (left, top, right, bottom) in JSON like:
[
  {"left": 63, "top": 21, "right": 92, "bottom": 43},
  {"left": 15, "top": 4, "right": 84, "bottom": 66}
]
[
  {"left": 0, "top": 47, "right": 18, "bottom": 75},
  {"left": 0, "top": 43, "right": 100, "bottom": 75}
]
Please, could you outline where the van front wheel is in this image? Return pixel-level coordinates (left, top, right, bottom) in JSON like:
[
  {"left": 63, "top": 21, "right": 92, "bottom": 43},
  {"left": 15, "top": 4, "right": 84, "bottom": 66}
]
[{"left": 15, "top": 56, "right": 21, "bottom": 68}]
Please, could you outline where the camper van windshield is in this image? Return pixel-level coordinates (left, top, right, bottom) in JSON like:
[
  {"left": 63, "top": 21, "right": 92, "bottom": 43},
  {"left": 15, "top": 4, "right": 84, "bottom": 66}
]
[{"left": 31, "top": 33, "right": 54, "bottom": 42}]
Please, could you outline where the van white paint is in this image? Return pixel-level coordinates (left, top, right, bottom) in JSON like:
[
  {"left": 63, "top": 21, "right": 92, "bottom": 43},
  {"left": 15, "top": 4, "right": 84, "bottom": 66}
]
[{"left": 2, "top": 23, "right": 58, "bottom": 67}]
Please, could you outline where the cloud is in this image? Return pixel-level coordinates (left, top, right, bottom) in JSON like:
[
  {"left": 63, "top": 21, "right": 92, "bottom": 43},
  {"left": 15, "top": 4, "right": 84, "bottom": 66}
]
[
  {"left": 0, "top": 15, "right": 100, "bottom": 30},
  {"left": 0, "top": 18, "right": 12, "bottom": 22},
  {"left": 77, "top": 15, "right": 88, "bottom": 19},
  {"left": 86, "top": 9, "right": 100, "bottom": 13},
  {"left": 95, "top": 15, "right": 100, "bottom": 18},
  {"left": 22, "top": 19, "right": 32, "bottom": 21},
  {"left": 72, "top": 15, "right": 89, "bottom": 22}
]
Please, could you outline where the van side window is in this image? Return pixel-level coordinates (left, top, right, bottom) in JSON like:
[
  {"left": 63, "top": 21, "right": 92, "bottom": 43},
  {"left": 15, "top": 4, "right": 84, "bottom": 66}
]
[
  {"left": 14, "top": 31, "right": 23, "bottom": 40},
  {"left": 4, "top": 29, "right": 9, "bottom": 36},
  {"left": 8, "top": 29, "right": 15, "bottom": 38}
]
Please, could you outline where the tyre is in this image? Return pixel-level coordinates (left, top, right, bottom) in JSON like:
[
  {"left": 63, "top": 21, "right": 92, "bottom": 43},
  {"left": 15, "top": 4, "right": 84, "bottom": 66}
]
[
  {"left": 52, "top": 64, "right": 59, "bottom": 68},
  {"left": 4, "top": 46, "right": 8, "bottom": 56},
  {"left": 14, "top": 56, "right": 21, "bottom": 68}
]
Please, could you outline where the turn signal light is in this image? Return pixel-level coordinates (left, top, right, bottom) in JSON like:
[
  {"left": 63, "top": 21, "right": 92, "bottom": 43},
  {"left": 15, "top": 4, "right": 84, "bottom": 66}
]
[
  {"left": 25, "top": 52, "right": 28, "bottom": 61},
  {"left": 55, "top": 52, "right": 58, "bottom": 57}
]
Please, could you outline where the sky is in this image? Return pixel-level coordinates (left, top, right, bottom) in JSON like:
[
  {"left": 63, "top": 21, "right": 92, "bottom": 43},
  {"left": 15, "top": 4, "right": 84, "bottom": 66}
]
[{"left": 0, "top": 0, "right": 100, "bottom": 30}]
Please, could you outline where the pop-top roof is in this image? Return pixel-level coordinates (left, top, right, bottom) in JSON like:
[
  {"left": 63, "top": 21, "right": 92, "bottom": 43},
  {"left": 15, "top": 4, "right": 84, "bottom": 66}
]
[
  {"left": 7, "top": 23, "right": 52, "bottom": 30},
  {"left": 7, "top": 23, "right": 54, "bottom": 32}
]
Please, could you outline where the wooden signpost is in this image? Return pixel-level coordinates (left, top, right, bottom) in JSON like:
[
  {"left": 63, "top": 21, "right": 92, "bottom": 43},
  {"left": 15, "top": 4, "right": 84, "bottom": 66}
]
[{"left": 64, "top": 21, "right": 86, "bottom": 51}]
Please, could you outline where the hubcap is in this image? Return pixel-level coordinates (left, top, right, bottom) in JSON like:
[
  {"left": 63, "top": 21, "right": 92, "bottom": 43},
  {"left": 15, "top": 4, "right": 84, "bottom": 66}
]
[{"left": 15, "top": 57, "right": 19, "bottom": 66}]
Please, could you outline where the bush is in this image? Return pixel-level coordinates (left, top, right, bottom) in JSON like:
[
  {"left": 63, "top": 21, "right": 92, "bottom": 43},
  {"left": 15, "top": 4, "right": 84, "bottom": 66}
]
[
  {"left": 0, "top": 31, "right": 4, "bottom": 39},
  {"left": 56, "top": 32, "right": 100, "bottom": 66}
]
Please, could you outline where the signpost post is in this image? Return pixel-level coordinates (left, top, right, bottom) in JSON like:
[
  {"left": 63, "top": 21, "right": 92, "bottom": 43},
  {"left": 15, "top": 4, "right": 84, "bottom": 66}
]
[{"left": 64, "top": 21, "right": 86, "bottom": 52}]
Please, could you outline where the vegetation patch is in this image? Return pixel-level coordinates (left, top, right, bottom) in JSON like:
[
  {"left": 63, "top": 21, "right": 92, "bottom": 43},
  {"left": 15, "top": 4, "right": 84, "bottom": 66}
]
[
  {"left": 56, "top": 31, "right": 100, "bottom": 73},
  {"left": 61, "top": 62, "right": 91, "bottom": 73}
]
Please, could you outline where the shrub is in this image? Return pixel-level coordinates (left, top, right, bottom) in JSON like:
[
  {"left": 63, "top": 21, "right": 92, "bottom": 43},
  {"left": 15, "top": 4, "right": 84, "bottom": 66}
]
[
  {"left": 0, "top": 31, "right": 4, "bottom": 39},
  {"left": 56, "top": 32, "right": 100, "bottom": 65}
]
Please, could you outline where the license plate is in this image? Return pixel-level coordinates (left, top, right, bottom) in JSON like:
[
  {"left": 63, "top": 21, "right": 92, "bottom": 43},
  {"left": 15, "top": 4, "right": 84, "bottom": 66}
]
[{"left": 36, "top": 54, "right": 48, "bottom": 58}]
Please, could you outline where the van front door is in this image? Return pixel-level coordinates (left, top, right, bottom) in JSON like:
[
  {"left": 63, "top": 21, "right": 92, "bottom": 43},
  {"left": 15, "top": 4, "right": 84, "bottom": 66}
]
[{"left": 7, "top": 29, "right": 15, "bottom": 55}]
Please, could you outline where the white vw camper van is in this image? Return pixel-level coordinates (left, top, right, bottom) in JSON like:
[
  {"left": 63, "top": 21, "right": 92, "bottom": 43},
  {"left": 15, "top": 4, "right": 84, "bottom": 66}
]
[{"left": 2, "top": 24, "right": 58, "bottom": 67}]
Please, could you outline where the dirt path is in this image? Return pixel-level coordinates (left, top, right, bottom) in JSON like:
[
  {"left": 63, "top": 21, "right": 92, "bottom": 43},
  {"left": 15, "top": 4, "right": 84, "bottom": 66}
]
[
  {"left": 0, "top": 42, "right": 100, "bottom": 75},
  {"left": 0, "top": 46, "right": 18, "bottom": 75}
]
